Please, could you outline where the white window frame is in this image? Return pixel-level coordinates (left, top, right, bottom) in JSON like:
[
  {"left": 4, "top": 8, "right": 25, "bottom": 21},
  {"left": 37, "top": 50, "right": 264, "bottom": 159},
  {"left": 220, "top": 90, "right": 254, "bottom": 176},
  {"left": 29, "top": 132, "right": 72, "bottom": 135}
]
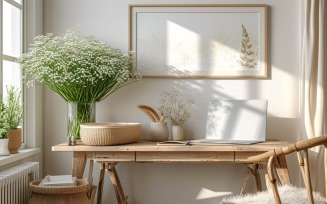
[
  {"left": 0, "top": 0, "right": 24, "bottom": 144},
  {"left": 1, "top": 0, "right": 43, "bottom": 150},
  {"left": 0, "top": 0, "right": 43, "bottom": 171},
  {"left": 1, "top": 0, "right": 24, "bottom": 90}
]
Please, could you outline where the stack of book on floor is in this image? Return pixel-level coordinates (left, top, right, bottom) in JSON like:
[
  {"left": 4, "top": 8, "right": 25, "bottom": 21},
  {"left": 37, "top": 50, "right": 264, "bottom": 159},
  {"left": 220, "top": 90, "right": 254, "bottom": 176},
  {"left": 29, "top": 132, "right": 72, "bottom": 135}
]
[{"left": 39, "top": 175, "right": 77, "bottom": 186}]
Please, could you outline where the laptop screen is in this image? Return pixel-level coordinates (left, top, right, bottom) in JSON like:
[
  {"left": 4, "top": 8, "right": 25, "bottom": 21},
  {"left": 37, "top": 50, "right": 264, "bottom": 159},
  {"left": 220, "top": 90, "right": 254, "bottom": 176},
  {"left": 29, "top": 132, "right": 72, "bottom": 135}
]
[{"left": 205, "top": 100, "right": 268, "bottom": 144}]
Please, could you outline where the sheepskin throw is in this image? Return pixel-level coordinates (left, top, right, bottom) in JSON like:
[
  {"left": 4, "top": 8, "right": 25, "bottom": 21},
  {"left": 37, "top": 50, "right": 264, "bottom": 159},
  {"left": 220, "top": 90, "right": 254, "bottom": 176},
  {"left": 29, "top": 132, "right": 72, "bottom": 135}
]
[{"left": 220, "top": 185, "right": 325, "bottom": 204}]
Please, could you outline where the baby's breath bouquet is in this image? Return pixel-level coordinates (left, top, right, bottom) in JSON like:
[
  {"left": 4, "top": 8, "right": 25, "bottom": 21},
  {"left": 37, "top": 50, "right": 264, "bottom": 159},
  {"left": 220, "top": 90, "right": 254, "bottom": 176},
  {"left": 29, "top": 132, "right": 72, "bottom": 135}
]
[
  {"left": 158, "top": 87, "right": 193, "bottom": 126},
  {"left": 17, "top": 26, "right": 139, "bottom": 102},
  {"left": 17, "top": 26, "right": 140, "bottom": 142}
]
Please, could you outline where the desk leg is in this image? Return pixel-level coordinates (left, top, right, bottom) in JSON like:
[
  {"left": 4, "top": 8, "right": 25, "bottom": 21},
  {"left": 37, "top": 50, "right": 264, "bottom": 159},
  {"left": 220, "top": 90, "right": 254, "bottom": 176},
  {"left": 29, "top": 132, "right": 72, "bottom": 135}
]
[
  {"left": 108, "top": 163, "right": 128, "bottom": 204},
  {"left": 97, "top": 163, "right": 106, "bottom": 204},
  {"left": 253, "top": 165, "right": 263, "bottom": 192},
  {"left": 274, "top": 155, "right": 291, "bottom": 185},
  {"left": 72, "top": 152, "right": 87, "bottom": 179},
  {"left": 240, "top": 164, "right": 263, "bottom": 194},
  {"left": 240, "top": 167, "right": 251, "bottom": 195}
]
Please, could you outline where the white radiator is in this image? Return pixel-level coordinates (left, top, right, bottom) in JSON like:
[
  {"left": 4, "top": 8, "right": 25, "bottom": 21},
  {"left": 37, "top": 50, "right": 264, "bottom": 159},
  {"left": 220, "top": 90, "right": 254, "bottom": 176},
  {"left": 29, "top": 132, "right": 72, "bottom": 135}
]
[{"left": 0, "top": 162, "right": 39, "bottom": 204}]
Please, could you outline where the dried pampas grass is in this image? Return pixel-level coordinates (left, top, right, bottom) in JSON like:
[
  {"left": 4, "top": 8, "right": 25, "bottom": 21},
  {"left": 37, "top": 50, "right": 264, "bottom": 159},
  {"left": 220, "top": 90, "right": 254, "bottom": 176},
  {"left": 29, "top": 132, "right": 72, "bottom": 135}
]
[{"left": 137, "top": 105, "right": 161, "bottom": 122}]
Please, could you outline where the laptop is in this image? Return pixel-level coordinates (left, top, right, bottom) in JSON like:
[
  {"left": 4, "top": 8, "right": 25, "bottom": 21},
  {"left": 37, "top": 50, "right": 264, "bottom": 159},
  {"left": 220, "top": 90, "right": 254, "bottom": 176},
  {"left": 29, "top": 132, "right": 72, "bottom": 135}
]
[{"left": 201, "top": 100, "right": 268, "bottom": 144}]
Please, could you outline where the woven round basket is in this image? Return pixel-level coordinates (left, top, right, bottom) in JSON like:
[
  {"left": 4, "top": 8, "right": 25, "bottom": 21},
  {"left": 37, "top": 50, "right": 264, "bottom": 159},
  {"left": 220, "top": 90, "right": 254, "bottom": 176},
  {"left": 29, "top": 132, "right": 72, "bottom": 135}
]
[
  {"left": 28, "top": 179, "right": 91, "bottom": 204},
  {"left": 80, "top": 122, "right": 141, "bottom": 146}
]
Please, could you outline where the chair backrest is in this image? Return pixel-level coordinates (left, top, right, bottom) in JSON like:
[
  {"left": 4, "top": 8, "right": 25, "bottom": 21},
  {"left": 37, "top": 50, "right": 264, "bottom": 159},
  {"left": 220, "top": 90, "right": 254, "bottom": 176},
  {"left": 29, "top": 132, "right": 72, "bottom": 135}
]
[
  {"left": 247, "top": 134, "right": 327, "bottom": 204},
  {"left": 246, "top": 135, "right": 327, "bottom": 162}
]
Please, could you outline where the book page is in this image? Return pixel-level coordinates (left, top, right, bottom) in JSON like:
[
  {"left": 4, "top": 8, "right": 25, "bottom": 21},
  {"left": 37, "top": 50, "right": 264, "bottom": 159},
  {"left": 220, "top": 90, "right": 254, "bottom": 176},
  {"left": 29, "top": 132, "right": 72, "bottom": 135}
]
[
  {"left": 157, "top": 140, "right": 190, "bottom": 145},
  {"left": 40, "top": 175, "right": 76, "bottom": 186}
]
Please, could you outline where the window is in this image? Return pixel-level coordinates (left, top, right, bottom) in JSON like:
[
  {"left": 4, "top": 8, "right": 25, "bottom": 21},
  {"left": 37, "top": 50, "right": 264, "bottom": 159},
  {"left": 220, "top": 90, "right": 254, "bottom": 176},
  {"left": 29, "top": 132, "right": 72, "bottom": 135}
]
[
  {"left": 1, "top": 0, "right": 23, "bottom": 96},
  {"left": 1, "top": 0, "right": 24, "bottom": 138}
]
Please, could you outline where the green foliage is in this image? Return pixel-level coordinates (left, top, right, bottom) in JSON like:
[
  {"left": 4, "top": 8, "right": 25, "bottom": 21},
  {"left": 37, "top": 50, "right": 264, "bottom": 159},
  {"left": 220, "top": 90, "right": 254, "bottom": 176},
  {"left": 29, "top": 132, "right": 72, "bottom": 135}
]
[
  {"left": 0, "top": 101, "right": 8, "bottom": 139},
  {"left": 17, "top": 26, "right": 141, "bottom": 103},
  {"left": 0, "top": 86, "right": 23, "bottom": 139},
  {"left": 238, "top": 24, "right": 258, "bottom": 68},
  {"left": 5, "top": 86, "right": 23, "bottom": 129}
]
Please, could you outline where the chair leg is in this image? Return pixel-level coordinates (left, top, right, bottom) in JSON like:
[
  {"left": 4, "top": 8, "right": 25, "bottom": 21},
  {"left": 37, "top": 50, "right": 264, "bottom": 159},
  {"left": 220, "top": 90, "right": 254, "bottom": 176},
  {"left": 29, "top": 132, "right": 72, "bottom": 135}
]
[
  {"left": 297, "top": 150, "right": 314, "bottom": 204},
  {"left": 265, "top": 174, "right": 273, "bottom": 190},
  {"left": 267, "top": 156, "right": 281, "bottom": 204}
]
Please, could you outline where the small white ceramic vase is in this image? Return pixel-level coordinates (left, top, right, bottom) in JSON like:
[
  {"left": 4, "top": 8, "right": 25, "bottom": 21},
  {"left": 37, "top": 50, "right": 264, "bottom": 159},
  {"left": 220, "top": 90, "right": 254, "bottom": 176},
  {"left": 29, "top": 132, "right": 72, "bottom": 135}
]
[
  {"left": 172, "top": 125, "right": 184, "bottom": 141},
  {"left": 149, "top": 122, "right": 169, "bottom": 142},
  {"left": 0, "top": 139, "right": 10, "bottom": 156}
]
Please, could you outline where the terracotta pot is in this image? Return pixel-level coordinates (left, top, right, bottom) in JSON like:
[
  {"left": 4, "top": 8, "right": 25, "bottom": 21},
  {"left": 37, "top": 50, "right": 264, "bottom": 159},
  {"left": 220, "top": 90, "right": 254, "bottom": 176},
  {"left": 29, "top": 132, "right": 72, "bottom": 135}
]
[{"left": 8, "top": 128, "right": 22, "bottom": 154}]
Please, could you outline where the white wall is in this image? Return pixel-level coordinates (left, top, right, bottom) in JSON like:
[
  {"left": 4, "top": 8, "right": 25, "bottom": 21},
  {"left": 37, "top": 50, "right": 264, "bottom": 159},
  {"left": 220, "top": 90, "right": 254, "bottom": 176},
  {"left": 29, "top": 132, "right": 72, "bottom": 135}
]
[{"left": 43, "top": 0, "right": 301, "bottom": 203}]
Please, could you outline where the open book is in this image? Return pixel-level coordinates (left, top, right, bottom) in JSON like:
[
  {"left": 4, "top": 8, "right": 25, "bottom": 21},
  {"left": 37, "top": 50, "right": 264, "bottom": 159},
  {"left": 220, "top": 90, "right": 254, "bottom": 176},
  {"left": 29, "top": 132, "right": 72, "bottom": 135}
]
[
  {"left": 39, "top": 175, "right": 77, "bottom": 186},
  {"left": 157, "top": 139, "right": 263, "bottom": 146}
]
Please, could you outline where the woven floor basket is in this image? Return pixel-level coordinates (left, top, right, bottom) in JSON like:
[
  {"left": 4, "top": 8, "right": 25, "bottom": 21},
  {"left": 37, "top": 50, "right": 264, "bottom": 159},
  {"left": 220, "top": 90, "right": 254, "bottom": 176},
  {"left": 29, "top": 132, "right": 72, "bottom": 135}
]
[
  {"left": 80, "top": 123, "right": 141, "bottom": 146},
  {"left": 29, "top": 179, "right": 93, "bottom": 204}
]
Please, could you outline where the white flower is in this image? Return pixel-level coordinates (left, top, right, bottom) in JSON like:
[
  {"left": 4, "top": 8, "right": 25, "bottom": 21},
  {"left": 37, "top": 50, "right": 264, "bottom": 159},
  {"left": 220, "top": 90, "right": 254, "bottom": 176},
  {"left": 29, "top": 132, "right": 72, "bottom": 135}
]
[
  {"left": 157, "top": 87, "right": 193, "bottom": 126},
  {"left": 17, "top": 26, "right": 140, "bottom": 102}
]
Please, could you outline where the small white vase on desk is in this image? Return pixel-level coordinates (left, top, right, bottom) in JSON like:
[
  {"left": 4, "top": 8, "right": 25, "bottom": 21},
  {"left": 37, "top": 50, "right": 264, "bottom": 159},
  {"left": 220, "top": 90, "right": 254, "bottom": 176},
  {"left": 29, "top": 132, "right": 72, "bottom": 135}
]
[
  {"left": 0, "top": 139, "right": 10, "bottom": 156},
  {"left": 149, "top": 122, "right": 169, "bottom": 142},
  {"left": 172, "top": 125, "right": 184, "bottom": 141}
]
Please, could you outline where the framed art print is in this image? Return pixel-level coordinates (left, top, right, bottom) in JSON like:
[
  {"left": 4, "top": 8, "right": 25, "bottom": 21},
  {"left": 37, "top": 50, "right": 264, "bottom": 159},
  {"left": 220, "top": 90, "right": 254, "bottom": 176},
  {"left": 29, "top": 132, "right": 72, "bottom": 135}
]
[{"left": 129, "top": 4, "right": 268, "bottom": 78}]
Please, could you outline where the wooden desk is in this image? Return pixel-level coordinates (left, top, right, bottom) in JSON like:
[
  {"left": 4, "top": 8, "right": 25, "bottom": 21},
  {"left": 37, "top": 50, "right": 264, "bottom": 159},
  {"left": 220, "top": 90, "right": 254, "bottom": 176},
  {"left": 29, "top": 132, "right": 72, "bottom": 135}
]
[{"left": 52, "top": 140, "right": 291, "bottom": 203}]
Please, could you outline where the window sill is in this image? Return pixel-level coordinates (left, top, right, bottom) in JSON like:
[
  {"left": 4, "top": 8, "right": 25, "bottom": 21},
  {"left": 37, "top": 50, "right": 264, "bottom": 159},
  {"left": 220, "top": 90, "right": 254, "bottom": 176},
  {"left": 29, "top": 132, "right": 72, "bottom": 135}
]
[{"left": 0, "top": 148, "right": 40, "bottom": 167}]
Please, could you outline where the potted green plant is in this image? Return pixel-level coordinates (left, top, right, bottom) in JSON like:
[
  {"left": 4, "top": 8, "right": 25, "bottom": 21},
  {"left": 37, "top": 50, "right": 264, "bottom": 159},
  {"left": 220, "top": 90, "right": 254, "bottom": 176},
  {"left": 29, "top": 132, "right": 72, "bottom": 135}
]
[
  {"left": 0, "top": 100, "right": 9, "bottom": 156},
  {"left": 4, "top": 85, "right": 23, "bottom": 153}
]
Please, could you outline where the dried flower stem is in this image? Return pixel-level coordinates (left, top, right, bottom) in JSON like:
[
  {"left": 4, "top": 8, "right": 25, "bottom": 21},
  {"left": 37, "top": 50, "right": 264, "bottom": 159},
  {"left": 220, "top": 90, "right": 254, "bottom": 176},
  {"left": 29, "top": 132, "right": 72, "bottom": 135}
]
[
  {"left": 138, "top": 105, "right": 160, "bottom": 122},
  {"left": 157, "top": 87, "right": 193, "bottom": 126}
]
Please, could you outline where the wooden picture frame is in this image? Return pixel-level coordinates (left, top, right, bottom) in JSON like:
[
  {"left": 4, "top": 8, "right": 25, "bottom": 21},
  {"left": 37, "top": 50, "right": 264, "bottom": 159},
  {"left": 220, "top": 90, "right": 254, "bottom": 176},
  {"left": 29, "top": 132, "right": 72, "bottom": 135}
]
[{"left": 129, "top": 4, "right": 268, "bottom": 79}]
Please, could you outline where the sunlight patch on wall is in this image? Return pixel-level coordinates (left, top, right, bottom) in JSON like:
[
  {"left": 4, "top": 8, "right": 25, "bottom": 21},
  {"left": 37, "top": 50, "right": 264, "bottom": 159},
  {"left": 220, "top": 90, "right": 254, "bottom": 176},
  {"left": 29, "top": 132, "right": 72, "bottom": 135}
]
[
  {"left": 256, "top": 65, "right": 299, "bottom": 118},
  {"left": 167, "top": 21, "right": 200, "bottom": 72},
  {"left": 210, "top": 40, "right": 242, "bottom": 73}
]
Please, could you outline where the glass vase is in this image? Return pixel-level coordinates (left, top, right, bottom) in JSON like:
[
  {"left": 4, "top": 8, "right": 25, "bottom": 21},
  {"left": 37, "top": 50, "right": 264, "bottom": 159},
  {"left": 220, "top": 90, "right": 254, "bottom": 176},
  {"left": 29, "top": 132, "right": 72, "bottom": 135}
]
[{"left": 68, "top": 102, "right": 95, "bottom": 145}]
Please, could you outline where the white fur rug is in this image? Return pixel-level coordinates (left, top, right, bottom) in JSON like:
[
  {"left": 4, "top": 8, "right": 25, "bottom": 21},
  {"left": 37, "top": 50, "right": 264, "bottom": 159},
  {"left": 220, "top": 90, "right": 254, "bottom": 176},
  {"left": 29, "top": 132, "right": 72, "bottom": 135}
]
[{"left": 220, "top": 185, "right": 325, "bottom": 204}]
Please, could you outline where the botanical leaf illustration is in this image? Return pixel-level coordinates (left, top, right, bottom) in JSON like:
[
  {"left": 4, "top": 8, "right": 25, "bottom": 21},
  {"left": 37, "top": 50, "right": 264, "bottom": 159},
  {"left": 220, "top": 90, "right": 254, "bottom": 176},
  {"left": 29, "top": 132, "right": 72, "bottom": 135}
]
[{"left": 238, "top": 24, "right": 258, "bottom": 69}]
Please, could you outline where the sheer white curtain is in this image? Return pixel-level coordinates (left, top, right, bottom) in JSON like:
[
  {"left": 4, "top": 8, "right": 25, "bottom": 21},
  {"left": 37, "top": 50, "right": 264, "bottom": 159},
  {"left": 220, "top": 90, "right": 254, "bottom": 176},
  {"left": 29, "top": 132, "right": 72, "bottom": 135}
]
[{"left": 301, "top": 0, "right": 326, "bottom": 195}]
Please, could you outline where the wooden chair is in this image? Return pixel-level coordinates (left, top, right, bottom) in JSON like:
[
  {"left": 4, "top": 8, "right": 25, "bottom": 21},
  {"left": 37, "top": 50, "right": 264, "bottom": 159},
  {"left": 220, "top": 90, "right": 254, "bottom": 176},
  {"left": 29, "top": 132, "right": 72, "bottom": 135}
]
[{"left": 221, "top": 135, "right": 327, "bottom": 204}]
